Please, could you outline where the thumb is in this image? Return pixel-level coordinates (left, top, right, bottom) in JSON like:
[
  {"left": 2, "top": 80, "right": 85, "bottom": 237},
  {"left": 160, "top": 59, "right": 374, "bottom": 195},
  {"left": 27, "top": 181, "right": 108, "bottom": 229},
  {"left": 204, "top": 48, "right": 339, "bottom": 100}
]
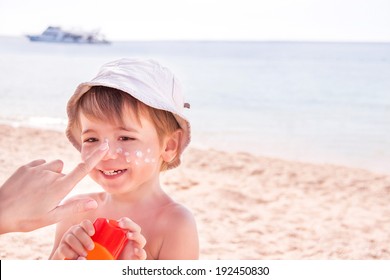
[
  {"left": 61, "top": 141, "right": 109, "bottom": 189},
  {"left": 50, "top": 199, "right": 98, "bottom": 223}
]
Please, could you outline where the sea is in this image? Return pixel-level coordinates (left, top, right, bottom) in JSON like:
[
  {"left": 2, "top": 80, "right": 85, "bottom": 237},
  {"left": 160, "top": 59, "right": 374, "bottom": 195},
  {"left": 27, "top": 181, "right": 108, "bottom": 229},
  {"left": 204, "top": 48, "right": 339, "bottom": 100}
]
[{"left": 0, "top": 36, "right": 389, "bottom": 174}]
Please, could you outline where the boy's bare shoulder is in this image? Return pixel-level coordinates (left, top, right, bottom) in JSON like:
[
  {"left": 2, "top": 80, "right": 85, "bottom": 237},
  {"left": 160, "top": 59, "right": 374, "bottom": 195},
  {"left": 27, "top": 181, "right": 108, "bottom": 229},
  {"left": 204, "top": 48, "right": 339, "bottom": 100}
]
[
  {"left": 157, "top": 201, "right": 196, "bottom": 228},
  {"left": 155, "top": 201, "right": 199, "bottom": 259}
]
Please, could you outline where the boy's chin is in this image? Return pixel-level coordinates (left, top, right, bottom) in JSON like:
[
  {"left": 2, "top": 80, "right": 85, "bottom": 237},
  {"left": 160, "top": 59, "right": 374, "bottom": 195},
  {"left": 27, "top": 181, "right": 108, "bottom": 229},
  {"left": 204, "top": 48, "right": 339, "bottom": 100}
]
[{"left": 100, "top": 183, "right": 128, "bottom": 194}]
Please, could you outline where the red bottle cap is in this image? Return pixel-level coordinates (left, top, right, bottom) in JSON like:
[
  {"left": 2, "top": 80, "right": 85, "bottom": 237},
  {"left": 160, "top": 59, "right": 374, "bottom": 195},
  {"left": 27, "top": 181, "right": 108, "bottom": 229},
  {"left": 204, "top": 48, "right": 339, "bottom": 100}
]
[{"left": 91, "top": 218, "right": 128, "bottom": 259}]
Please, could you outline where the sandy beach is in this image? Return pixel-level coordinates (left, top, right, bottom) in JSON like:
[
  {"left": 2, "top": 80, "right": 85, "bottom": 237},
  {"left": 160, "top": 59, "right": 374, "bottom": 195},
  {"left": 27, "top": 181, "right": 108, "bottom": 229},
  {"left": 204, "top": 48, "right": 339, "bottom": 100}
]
[{"left": 0, "top": 124, "right": 390, "bottom": 260}]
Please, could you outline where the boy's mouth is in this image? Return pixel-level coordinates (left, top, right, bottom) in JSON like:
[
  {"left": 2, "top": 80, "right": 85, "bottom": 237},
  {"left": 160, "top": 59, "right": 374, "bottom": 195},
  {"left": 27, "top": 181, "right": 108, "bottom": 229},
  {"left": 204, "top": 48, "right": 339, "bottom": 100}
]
[{"left": 100, "top": 169, "right": 127, "bottom": 176}]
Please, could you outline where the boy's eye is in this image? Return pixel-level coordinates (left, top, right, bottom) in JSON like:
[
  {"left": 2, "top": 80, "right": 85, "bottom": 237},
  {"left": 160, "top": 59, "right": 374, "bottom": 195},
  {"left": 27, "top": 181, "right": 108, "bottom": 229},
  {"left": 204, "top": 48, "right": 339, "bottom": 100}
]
[
  {"left": 83, "top": 138, "right": 99, "bottom": 143},
  {"left": 119, "top": 136, "right": 135, "bottom": 141}
]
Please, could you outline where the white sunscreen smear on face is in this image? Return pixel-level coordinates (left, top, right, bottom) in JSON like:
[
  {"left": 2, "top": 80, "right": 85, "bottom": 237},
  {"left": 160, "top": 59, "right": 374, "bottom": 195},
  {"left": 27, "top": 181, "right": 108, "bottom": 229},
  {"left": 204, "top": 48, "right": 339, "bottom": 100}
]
[
  {"left": 135, "top": 150, "right": 143, "bottom": 158},
  {"left": 124, "top": 151, "right": 131, "bottom": 162},
  {"left": 119, "top": 148, "right": 156, "bottom": 165}
]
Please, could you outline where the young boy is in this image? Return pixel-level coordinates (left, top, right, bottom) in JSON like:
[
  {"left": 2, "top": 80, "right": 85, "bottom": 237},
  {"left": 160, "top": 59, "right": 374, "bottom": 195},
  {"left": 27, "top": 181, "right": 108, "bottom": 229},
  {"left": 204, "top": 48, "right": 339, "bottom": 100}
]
[{"left": 49, "top": 58, "right": 199, "bottom": 260}]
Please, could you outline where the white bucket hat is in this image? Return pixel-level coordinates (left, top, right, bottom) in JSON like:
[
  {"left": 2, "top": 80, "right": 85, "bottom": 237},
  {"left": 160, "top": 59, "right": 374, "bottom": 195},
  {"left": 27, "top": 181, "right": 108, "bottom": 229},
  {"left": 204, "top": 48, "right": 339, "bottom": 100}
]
[{"left": 66, "top": 58, "right": 191, "bottom": 169}]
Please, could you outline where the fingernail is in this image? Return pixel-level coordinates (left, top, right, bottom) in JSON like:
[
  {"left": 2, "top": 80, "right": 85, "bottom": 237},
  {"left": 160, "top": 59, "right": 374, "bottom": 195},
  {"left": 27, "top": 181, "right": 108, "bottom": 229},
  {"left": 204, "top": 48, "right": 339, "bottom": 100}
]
[
  {"left": 117, "top": 218, "right": 126, "bottom": 228},
  {"left": 84, "top": 200, "right": 98, "bottom": 210},
  {"left": 99, "top": 141, "right": 109, "bottom": 151},
  {"left": 126, "top": 232, "right": 133, "bottom": 239}
]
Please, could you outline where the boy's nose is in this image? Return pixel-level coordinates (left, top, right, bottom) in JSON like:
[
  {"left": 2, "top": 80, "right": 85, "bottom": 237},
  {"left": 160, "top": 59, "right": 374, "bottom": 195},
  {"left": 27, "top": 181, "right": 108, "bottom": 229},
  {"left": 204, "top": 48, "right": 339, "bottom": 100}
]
[{"left": 102, "top": 142, "right": 119, "bottom": 160}]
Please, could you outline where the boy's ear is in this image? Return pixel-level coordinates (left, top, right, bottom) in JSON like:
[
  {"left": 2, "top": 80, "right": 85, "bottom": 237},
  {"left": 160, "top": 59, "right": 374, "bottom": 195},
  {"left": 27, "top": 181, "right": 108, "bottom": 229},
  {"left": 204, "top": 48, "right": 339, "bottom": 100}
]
[{"left": 161, "top": 130, "right": 182, "bottom": 163}]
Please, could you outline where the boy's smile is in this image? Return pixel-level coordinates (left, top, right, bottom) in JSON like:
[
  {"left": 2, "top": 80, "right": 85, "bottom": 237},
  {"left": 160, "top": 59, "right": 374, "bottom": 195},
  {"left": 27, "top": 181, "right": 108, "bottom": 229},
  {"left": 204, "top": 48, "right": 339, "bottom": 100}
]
[
  {"left": 100, "top": 169, "right": 127, "bottom": 177},
  {"left": 101, "top": 169, "right": 125, "bottom": 176}
]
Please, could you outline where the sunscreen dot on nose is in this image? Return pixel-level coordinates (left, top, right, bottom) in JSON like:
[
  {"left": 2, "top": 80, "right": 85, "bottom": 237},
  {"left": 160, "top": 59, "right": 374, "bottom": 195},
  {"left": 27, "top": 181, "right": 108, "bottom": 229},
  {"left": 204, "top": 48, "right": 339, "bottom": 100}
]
[{"left": 116, "top": 147, "right": 123, "bottom": 154}]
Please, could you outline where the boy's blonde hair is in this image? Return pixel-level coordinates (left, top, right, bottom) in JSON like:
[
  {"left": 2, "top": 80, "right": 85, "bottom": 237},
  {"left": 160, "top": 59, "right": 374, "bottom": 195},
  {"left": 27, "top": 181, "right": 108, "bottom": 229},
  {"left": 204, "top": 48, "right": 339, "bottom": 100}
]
[{"left": 74, "top": 86, "right": 181, "bottom": 171}]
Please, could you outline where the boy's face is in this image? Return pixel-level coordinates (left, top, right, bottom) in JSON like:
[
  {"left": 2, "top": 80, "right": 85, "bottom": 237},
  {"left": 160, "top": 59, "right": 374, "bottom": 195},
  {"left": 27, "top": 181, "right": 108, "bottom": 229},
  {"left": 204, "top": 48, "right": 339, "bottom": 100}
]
[{"left": 79, "top": 105, "right": 164, "bottom": 194}]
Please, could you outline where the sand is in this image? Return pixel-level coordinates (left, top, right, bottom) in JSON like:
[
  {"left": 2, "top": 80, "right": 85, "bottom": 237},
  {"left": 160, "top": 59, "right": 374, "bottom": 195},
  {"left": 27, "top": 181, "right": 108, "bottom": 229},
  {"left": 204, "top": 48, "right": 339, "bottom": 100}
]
[{"left": 1, "top": 124, "right": 390, "bottom": 260}]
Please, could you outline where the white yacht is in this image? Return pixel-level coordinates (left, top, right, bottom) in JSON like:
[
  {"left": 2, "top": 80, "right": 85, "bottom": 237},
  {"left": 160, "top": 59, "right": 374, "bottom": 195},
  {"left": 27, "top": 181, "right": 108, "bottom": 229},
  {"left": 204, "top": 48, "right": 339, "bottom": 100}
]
[{"left": 27, "top": 26, "right": 110, "bottom": 44}]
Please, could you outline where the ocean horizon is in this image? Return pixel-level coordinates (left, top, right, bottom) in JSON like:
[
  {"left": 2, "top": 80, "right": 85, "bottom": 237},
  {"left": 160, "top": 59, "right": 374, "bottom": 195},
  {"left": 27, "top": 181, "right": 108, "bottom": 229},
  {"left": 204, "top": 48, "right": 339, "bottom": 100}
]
[{"left": 0, "top": 36, "right": 389, "bottom": 174}]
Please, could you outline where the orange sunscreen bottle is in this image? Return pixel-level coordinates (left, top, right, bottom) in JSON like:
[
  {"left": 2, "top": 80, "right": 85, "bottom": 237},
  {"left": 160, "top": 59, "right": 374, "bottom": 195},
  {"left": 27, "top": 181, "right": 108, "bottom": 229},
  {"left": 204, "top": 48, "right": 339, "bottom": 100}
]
[{"left": 86, "top": 218, "right": 128, "bottom": 260}]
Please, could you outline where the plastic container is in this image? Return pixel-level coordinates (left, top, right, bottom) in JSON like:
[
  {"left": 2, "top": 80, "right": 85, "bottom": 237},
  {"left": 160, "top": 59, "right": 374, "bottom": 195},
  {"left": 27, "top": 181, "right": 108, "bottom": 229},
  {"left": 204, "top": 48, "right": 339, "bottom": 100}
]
[{"left": 86, "top": 218, "right": 128, "bottom": 260}]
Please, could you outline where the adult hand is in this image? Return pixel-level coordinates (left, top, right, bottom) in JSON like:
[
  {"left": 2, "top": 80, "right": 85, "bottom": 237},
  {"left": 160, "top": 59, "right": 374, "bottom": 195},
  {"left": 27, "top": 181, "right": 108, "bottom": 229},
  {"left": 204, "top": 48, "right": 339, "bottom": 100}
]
[{"left": 0, "top": 141, "right": 108, "bottom": 234}]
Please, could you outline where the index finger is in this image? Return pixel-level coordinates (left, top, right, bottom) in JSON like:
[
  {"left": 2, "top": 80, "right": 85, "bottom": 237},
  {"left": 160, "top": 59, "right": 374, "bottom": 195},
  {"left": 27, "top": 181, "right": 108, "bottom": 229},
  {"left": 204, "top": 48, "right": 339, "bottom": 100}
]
[{"left": 61, "top": 142, "right": 109, "bottom": 188}]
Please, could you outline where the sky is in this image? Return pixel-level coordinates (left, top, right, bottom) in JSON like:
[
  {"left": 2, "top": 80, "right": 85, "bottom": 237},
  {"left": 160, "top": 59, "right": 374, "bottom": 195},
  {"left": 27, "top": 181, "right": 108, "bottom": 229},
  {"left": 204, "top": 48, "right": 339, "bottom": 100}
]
[{"left": 0, "top": 0, "right": 389, "bottom": 42}]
